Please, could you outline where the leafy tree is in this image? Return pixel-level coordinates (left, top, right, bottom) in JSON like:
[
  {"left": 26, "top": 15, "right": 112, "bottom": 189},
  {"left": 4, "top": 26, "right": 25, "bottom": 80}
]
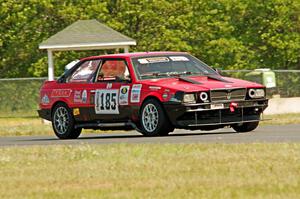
[{"left": 0, "top": 0, "right": 299, "bottom": 77}]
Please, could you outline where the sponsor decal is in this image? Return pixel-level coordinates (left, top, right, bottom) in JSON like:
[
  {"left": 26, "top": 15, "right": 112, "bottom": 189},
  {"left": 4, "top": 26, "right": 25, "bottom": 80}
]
[
  {"left": 73, "top": 108, "right": 80, "bottom": 116},
  {"left": 95, "top": 89, "right": 119, "bottom": 114},
  {"left": 138, "top": 57, "right": 169, "bottom": 64},
  {"left": 169, "top": 56, "right": 189, "bottom": 61},
  {"left": 82, "top": 90, "right": 87, "bottom": 103},
  {"left": 119, "top": 86, "right": 130, "bottom": 105},
  {"left": 149, "top": 86, "right": 161, "bottom": 90},
  {"left": 130, "top": 84, "right": 142, "bottom": 103},
  {"left": 51, "top": 89, "right": 72, "bottom": 98},
  {"left": 74, "top": 90, "right": 88, "bottom": 103},
  {"left": 121, "top": 87, "right": 128, "bottom": 94},
  {"left": 41, "top": 94, "right": 50, "bottom": 104},
  {"left": 106, "top": 83, "right": 112, "bottom": 89},
  {"left": 74, "top": 90, "right": 82, "bottom": 103},
  {"left": 162, "top": 93, "right": 168, "bottom": 99},
  {"left": 211, "top": 103, "right": 224, "bottom": 109}
]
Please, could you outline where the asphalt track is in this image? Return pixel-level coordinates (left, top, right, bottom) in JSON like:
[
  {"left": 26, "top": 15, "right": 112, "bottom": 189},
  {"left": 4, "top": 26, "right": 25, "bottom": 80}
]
[{"left": 0, "top": 124, "right": 299, "bottom": 147}]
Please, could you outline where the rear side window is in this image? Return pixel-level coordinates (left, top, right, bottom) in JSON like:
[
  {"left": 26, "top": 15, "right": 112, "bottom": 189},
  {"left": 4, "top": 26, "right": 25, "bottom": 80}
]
[
  {"left": 97, "top": 60, "right": 130, "bottom": 81},
  {"left": 68, "top": 60, "right": 101, "bottom": 83}
]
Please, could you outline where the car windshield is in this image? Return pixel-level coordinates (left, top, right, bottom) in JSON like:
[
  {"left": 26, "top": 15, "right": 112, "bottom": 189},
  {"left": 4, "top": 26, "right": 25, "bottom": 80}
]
[{"left": 131, "top": 54, "right": 218, "bottom": 79}]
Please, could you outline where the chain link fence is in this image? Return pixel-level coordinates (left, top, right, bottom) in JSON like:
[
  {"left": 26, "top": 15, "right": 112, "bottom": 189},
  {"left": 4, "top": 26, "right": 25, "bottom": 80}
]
[
  {"left": 222, "top": 70, "right": 300, "bottom": 97},
  {"left": 0, "top": 70, "right": 299, "bottom": 117},
  {"left": 0, "top": 77, "right": 46, "bottom": 117}
]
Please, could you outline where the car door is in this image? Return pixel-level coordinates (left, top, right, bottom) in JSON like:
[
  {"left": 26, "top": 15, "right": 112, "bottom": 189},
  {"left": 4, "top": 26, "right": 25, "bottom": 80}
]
[
  {"left": 64, "top": 59, "right": 101, "bottom": 121},
  {"left": 90, "top": 58, "right": 132, "bottom": 122}
]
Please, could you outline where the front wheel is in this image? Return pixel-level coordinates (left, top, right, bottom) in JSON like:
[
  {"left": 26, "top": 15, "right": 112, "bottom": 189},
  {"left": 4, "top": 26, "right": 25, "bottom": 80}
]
[
  {"left": 232, "top": 121, "right": 259, "bottom": 133},
  {"left": 139, "top": 99, "right": 173, "bottom": 136},
  {"left": 52, "top": 103, "right": 82, "bottom": 139}
]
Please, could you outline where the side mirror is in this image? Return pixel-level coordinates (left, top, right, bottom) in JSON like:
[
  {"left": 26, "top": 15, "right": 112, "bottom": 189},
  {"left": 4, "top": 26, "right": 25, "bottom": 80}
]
[{"left": 212, "top": 67, "right": 222, "bottom": 75}]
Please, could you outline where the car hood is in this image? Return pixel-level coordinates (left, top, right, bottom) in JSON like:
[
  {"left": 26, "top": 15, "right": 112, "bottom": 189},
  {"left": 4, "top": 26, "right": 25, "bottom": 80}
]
[{"left": 141, "top": 75, "right": 263, "bottom": 92}]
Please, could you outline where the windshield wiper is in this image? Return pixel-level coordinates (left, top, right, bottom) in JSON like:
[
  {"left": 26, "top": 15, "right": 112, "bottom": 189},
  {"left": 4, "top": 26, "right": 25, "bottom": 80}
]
[
  {"left": 140, "top": 72, "right": 166, "bottom": 78},
  {"left": 164, "top": 71, "right": 208, "bottom": 77},
  {"left": 140, "top": 71, "right": 186, "bottom": 78},
  {"left": 167, "top": 71, "right": 191, "bottom": 77}
]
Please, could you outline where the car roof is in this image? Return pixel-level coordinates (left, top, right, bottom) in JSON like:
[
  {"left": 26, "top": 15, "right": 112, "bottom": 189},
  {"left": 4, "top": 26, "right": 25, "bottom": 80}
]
[{"left": 80, "top": 51, "right": 188, "bottom": 61}]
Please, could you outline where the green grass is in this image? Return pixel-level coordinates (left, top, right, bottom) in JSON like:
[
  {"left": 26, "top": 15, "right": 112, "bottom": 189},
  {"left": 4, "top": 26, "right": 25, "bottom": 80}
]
[
  {"left": 0, "top": 143, "right": 299, "bottom": 199},
  {"left": 0, "top": 117, "right": 53, "bottom": 136},
  {"left": 262, "top": 113, "right": 300, "bottom": 125},
  {"left": 0, "top": 117, "right": 109, "bottom": 136},
  {"left": 0, "top": 113, "right": 299, "bottom": 137}
]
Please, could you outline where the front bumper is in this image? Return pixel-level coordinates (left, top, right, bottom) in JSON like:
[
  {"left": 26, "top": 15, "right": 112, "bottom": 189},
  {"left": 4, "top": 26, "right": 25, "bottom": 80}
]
[
  {"left": 37, "top": 109, "right": 51, "bottom": 121},
  {"left": 163, "top": 99, "right": 268, "bottom": 129}
]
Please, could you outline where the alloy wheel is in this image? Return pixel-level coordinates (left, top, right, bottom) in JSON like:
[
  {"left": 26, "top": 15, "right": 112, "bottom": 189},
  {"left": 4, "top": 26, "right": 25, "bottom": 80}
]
[
  {"left": 53, "top": 107, "right": 70, "bottom": 134},
  {"left": 142, "top": 103, "right": 159, "bottom": 132}
]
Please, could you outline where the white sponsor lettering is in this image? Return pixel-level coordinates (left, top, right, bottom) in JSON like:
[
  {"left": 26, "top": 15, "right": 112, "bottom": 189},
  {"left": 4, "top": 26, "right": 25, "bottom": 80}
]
[
  {"left": 138, "top": 57, "right": 169, "bottom": 64},
  {"left": 169, "top": 56, "right": 189, "bottom": 61},
  {"left": 149, "top": 86, "right": 161, "bottom": 90},
  {"left": 106, "top": 83, "right": 112, "bottom": 89}
]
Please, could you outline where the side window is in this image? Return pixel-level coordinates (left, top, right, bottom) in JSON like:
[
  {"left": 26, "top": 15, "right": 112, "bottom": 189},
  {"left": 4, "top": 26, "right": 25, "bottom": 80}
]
[
  {"left": 68, "top": 60, "right": 101, "bottom": 83},
  {"left": 97, "top": 60, "right": 130, "bottom": 82}
]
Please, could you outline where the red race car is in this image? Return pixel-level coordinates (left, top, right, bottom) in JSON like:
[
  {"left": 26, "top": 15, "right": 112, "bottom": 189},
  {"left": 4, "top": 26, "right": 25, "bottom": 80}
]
[{"left": 38, "top": 52, "right": 268, "bottom": 139}]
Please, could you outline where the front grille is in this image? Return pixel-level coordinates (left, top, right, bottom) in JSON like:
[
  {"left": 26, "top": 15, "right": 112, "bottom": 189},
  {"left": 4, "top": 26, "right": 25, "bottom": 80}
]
[
  {"left": 176, "top": 107, "right": 261, "bottom": 127},
  {"left": 210, "top": 88, "right": 246, "bottom": 102}
]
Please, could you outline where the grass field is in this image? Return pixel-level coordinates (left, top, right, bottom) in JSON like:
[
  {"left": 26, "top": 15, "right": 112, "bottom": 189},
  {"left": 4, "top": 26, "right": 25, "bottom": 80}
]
[
  {"left": 0, "top": 143, "right": 299, "bottom": 199},
  {"left": 0, "top": 113, "right": 299, "bottom": 137},
  {"left": 262, "top": 113, "right": 300, "bottom": 125},
  {"left": 0, "top": 115, "right": 299, "bottom": 198},
  {"left": 0, "top": 117, "right": 53, "bottom": 136}
]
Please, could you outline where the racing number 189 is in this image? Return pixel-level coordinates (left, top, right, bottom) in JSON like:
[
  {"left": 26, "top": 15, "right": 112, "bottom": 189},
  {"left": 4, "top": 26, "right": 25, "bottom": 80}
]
[{"left": 95, "top": 90, "right": 119, "bottom": 114}]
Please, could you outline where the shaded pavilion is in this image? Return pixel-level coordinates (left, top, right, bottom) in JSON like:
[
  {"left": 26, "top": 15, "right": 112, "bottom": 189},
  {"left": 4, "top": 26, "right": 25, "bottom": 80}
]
[{"left": 39, "top": 19, "right": 136, "bottom": 80}]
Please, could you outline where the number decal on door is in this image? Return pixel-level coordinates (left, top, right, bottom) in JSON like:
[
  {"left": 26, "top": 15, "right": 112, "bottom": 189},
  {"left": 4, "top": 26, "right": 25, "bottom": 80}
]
[{"left": 95, "top": 89, "right": 119, "bottom": 114}]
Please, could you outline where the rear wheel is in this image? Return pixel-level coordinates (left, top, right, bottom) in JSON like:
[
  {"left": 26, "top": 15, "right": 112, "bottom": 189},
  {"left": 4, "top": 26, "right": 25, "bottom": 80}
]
[
  {"left": 52, "top": 103, "right": 82, "bottom": 139},
  {"left": 232, "top": 121, "right": 259, "bottom": 133},
  {"left": 139, "top": 99, "right": 173, "bottom": 136}
]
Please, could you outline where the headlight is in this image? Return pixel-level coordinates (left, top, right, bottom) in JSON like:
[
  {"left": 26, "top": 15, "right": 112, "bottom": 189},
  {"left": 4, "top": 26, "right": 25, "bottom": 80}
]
[
  {"left": 248, "top": 88, "right": 265, "bottom": 98},
  {"left": 183, "top": 94, "right": 196, "bottom": 103},
  {"left": 199, "top": 92, "right": 209, "bottom": 102}
]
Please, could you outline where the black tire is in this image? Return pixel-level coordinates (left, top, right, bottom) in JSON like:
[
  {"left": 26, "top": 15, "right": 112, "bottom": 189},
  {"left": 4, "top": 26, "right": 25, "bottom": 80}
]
[
  {"left": 139, "top": 99, "right": 173, "bottom": 136},
  {"left": 232, "top": 121, "right": 259, "bottom": 133},
  {"left": 51, "top": 103, "right": 82, "bottom": 139}
]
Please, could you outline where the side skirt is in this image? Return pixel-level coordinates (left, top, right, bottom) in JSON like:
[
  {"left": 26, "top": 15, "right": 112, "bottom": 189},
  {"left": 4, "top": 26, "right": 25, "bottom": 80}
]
[{"left": 75, "top": 121, "right": 139, "bottom": 131}]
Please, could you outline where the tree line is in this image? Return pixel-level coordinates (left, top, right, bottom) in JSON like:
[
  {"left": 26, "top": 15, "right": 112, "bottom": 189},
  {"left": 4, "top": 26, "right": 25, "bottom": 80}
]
[{"left": 0, "top": 0, "right": 299, "bottom": 78}]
